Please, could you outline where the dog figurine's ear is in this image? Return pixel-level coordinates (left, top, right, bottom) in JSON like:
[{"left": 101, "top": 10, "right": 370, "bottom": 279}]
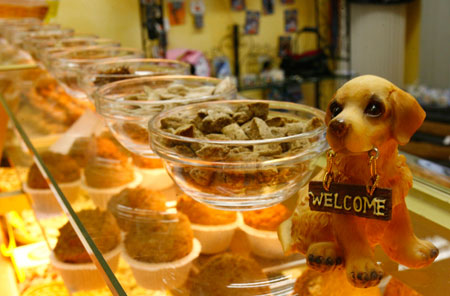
[{"left": 389, "top": 88, "right": 426, "bottom": 145}]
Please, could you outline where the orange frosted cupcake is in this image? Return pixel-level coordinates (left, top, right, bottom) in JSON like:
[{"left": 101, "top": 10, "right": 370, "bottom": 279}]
[{"left": 240, "top": 203, "right": 292, "bottom": 259}]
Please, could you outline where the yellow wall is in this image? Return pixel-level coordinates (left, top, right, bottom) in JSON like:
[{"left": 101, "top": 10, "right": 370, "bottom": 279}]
[
  {"left": 53, "top": 0, "right": 142, "bottom": 49},
  {"left": 165, "top": 0, "right": 319, "bottom": 75},
  {"left": 404, "top": 0, "right": 421, "bottom": 85}
]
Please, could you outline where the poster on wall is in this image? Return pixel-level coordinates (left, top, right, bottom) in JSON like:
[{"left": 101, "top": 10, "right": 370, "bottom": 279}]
[
  {"left": 284, "top": 9, "right": 298, "bottom": 33},
  {"left": 245, "top": 10, "right": 260, "bottom": 35},
  {"left": 278, "top": 36, "right": 292, "bottom": 57},
  {"left": 231, "top": 0, "right": 246, "bottom": 11},
  {"left": 262, "top": 0, "right": 274, "bottom": 15},
  {"left": 167, "top": 0, "right": 186, "bottom": 25},
  {"left": 281, "top": 0, "right": 295, "bottom": 4}
]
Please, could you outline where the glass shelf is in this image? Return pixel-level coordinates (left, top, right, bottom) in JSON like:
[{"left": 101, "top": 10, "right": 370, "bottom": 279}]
[{"left": 1, "top": 64, "right": 449, "bottom": 296}]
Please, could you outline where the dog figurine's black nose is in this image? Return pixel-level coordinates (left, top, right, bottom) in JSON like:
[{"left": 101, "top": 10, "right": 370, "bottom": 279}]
[{"left": 329, "top": 118, "right": 348, "bottom": 137}]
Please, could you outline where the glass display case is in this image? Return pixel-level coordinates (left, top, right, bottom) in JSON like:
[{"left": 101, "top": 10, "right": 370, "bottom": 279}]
[{"left": 0, "top": 18, "right": 449, "bottom": 296}]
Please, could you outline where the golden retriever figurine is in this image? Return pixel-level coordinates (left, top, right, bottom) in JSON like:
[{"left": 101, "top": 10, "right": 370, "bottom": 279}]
[{"left": 279, "top": 75, "right": 439, "bottom": 288}]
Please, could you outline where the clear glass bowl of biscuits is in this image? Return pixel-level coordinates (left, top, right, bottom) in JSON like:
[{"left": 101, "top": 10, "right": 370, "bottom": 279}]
[
  {"left": 48, "top": 46, "right": 143, "bottom": 99},
  {"left": 80, "top": 58, "right": 190, "bottom": 97},
  {"left": 94, "top": 75, "right": 237, "bottom": 158},
  {"left": 149, "top": 100, "right": 328, "bottom": 210}
]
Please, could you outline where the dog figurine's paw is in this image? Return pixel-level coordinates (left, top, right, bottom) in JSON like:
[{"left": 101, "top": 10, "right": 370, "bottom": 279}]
[
  {"left": 346, "top": 256, "right": 383, "bottom": 288},
  {"left": 306, "top": 242, "right": 343, "bottom": 272},
  {"left": 389, "top": 238, "right": 439, "bottom": 269}
]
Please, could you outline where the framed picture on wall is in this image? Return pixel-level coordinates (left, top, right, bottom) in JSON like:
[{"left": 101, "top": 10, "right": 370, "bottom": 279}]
[
  {"left": 284, "top": 9, "right": 298, "bottom": 33},
  {"left": 278, "top": 36, "right": 292, "bottom": 57},
  {"left": 262, "top": 0, "right": 274, "bottom": 15},
  {"left": 231, "top": 0, "right": 246, "bottom": 11},
  {"left": 245, "top": 10, "right": 260, "bottom": 35}
]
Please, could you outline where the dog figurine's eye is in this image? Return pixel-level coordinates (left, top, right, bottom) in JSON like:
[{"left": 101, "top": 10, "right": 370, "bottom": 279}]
[
  {"left": 329, "top": 101, "right": 343, "bottom": 118},
  {"left": 364, "top": 100, "right": 384, "bottom": 117}
]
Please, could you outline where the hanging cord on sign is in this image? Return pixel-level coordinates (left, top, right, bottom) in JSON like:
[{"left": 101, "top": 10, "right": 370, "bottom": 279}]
[{"left": 322, "top": 147, "right": 380, "bottom": 196}]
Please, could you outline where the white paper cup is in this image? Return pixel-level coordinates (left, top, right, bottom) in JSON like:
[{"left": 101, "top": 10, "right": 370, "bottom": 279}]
[
  {"left": 240, "top": 219, "right": 285, "bottom": 259},
  {"left": 23, "top": 179, "right": 81, "bottom": 218},
  {"left": 137, "top": 168, "right": 180, "bottom": 201},
  {"left": 122, "top": 238, "right": 201, "bottom": 290},
  {"left": 191, "top": 221, "right": 237, "bottom": 254},
  {"left": 81, "top": 172, "right": 142, "bottom": 210},
  {"left": 49, "top": 244, "right": 121, "bottom": 292}
]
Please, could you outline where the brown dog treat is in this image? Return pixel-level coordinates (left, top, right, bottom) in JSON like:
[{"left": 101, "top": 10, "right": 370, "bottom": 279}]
[
  {"left": 255, "top": 168, "right": 278, "bottom": 184},
  {"left": 266, "top": 116, "right": 287, "bottom": 127},
  {"left": 195, "top": 144, "right": 230, "bottom": 160},
  {"left": 200, "top": 110, "right": 233, "bottom": 133},
  {"left": 254, "top": 143, "right": 283, "bottom": 156},
  {"left": 167, "top": 84, "right": 189, "bottom": 96},
  {"left": 222, "top": 123, "right": 249, "bottom": 140},
  {"left": 242, "top": 117, "right": 274, "bottom": 140},
  {"left": 304, "top": 117, "right": 323, "bottom": 132},
  {"left": 270, "top": 126, "right": 287, "bottom": 137},
  {"left": 213, "top": 172, "right": 246, "bottom": 190},
  {"left": 160, "top": 116, "right": 185, "bottom": 130},
  {"left": 289, "top": 139, "right": 310, "bottom": 152},
  {"left": 188, "top": 168, "right": 214, "bottom": 186},
  {"left": 232, "top": 105, "right": 253, "bottom": 124},
  {"left": 173, "top": 145, "right": 196, "bottom": 157},
  {"left": 248, "top": 102, "right": 269, "bottom": 120},
  {"left": 174, "top": 124, "right": 196, "bottom": 137},
  {"left": 284, "top": 122, "right": 305, "bottom": 136},
  {"left": 226, "top": 148, "right": 259, "bottom": 162},
  {"left": 187, "top": 86, "right": 216, "bottom": 97}
]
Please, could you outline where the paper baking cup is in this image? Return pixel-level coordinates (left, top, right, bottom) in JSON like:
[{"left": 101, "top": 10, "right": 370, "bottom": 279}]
[
  {"left": 122, "top": 238, "right": 201, "bottom": 290},
  {"left": 240, "top": 219, "right": 285, "bottom": 259},
  {"left": 138, "top": 168, "right": 174, "bottom": 190},
  {"left": 81, "top": 172, "right": 142, "bottom": 210},
  {"left": 137, "top": 168, "right": 180, "bottom": 201},
  {"left": 49, "top": 244, "right": 121, "bottom": 292},
  {"left": 23, "top": 179, "right": 81, "bottom": 218},
  {"left": 191, "top": 221, "right": 237, "bottom": 254}
]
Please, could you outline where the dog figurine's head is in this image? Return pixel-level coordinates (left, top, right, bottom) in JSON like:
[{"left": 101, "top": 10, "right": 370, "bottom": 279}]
[{"left": 325, "top": 75, "right": 425, "bottom": 153}]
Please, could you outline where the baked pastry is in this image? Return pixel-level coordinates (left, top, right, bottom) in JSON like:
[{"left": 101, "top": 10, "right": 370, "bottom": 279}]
[
  {"left": 83, "top": 158, "right": 134, "bottom": 189},
  {"left": 53, "top": 209, "right": 121, "bottom": 263},
  {"left": 27, "top": 151, "right": 80, "bottom": 189},
  {"left": 190, "top": 253, "right": 270, "bottom": 296},
  {"left": 68, "top": 137, "right": 96, "bottom": 168},
  {"left": 176, "top": 194, "right": 236, "bottom": 226},
  {"left": 107, "top": 187, "right": 167, "bottom": 231},
  {"left": 124, "top": 212, "right": 193, "bottom": 263},
  {"left": 242, "top": 203, "right": 292, "bottom": 231}
]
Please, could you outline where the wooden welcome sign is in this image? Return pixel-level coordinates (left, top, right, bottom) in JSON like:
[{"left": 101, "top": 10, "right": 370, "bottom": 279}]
[{"left": 308, "top": 181, "right": 392, "bottom": 221}]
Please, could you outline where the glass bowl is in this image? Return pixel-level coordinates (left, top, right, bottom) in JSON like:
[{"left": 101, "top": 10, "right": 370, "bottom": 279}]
[
  {"left": 80, "top": 58, "right": 190, "bottom": 97},
  {"left": 22, "top": 29, "right": 80, "bottom": 58},
  {"left": 94, "top": 75, "right": 237, "bottom": 158},
  {"left": 24, "top": 34, "right": 99, "bottom": 60},
  {"left": 48, "top": 46, "right": 144, "bottom": 99},
  {"left": 6, "top": 25, "right": 69, "bottom": 46},
  {"left": 149, "top": 100, "right": 328, "bottom": 211},
  {"left": 40, "top": 38, "right": 121, "bottom": 67}
]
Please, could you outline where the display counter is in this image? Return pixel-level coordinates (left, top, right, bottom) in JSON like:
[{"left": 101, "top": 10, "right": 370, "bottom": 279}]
[{"left": 0, "top": 28, "right": 449, "bottom": 296}]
